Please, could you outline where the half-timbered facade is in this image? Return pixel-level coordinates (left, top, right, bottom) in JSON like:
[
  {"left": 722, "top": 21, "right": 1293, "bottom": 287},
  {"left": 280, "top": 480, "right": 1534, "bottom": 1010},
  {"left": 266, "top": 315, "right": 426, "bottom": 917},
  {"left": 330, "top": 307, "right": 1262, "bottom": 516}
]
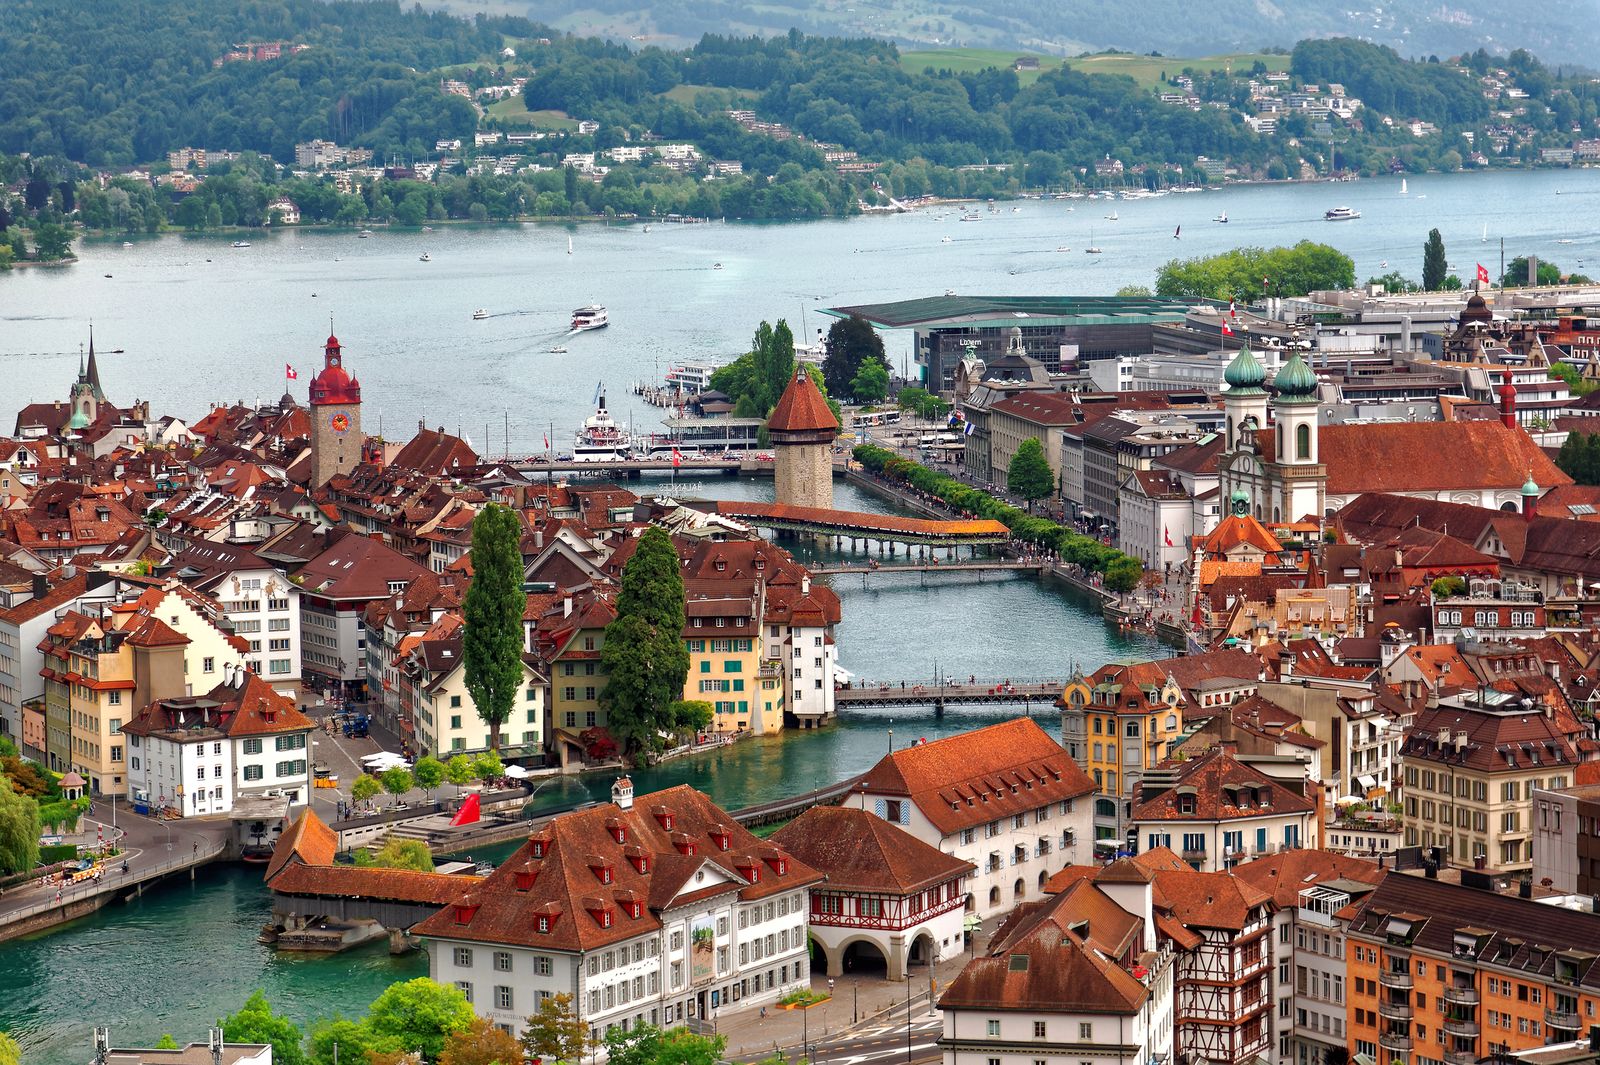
[{"left": 772, "top": 805, "right": 974, "bottom": 979}]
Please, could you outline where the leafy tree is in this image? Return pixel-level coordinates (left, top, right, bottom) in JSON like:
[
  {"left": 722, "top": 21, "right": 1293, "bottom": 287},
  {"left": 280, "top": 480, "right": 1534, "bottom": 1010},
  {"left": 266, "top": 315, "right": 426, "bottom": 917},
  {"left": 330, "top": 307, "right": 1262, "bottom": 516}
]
[
  {"left": 440, "top": 1016, "right": 521, "bottom": 1065},
  {"left": 1006, "top": 437, "right": 1055, "bottom": 511},
  {"left": 850, "top": 360, "right": 889, "bottom": 403},
  {"left": 1104, "top": 556, "right": 1145, "bottom": 595},
  {"left": 30, "top": 223, "right": 74, "bottom": 260},
  {"left": 412, "top": 755, "right": 445, "bottom": 797},
  {"left": 350, "top": 774, "right": 381, "bottom": 806},
  {"left": 0, "top": 1032, "right": 16, "bottom": 1065},
  {"left": 667, "top": 699, "right": 714, "bottom": 738},
  {"left": 471, "top": 751, "right": 503, "bottom": 783},
  {"left": 308, "top": 1019, "right": 395, "bottom": 1065},
  {"left": 369, "top": 837, "right": 434, "bottom": 872},
  {"left": 0, "top": 774, "right": 40, "bottom": 875},
  {"left": 822, "top": 315, "right": 888, "bottom": 397},
  {"left": 598, "top": 527, "right": 689, "bottom": 759},
  {"left": 520, "top": 992, "right": 592, "bottom": 1064},
  {"left": 1422, "top": 227, "right": 1447, "bottom": 290},
  {"left": 364, "top": 979, "right": 475, "bottom": 1063},
  {"left": 380, "top": 766, "right": 414, "bottom": 806},
  {"left": 1367, "top": 271, "right": 1418, "bottom": 293},
  {"left": 1155, "top": 242, "right": 1354, "bottom": 300},
  {"left": 604, "top": 1024, "right": 725, "bottom": 1065},
  {"left": 153, "top": 1036, "right": 180, "bottom": 1050},
  {"left": 1115, "top": 284, "right": 1152, "bottom": 297},
  {"left": 223, "top": 991, "right": 307, "bottom": 1065},
  {"left": 463, "top": 503, "right": 525, "bottom": 752},
  {"left": 1502, "top": 256, "right": 1563, "bottom": 288},
  {"left": 1430, "top": 575, "right": 1466, "bottom": 599},
  {"left": 445, "top": 754, "right": 474, "bottom": 795}
]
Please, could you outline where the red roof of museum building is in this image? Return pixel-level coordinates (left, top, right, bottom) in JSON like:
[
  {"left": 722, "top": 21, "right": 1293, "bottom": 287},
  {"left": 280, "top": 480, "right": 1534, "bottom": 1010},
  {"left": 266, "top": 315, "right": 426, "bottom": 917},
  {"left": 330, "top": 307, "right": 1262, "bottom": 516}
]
[
  {"left": 771, "top": 806, "right": 974, "bottom": 896},
  {"left": 766, "top": 369, "right": 838, "bottom": 433}
]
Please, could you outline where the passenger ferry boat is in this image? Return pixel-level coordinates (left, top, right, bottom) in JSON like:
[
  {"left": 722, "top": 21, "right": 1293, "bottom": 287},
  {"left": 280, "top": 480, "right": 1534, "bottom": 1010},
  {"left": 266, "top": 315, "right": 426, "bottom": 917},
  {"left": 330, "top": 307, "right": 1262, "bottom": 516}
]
[
  {"left": 1324, "top": 206, "right": 1361, "bottom": 221},
  {"left": 637, "top": 416, "right": 766, "bottom": 459},
  {"left": 571, "top": 305, "right": 608, "bottom": 331},
  {"left": 572, "top": 390, "right": 632, "bottom": 462},
  {"left": 664, "top": 363, "right": 716, "bottom": 394}
]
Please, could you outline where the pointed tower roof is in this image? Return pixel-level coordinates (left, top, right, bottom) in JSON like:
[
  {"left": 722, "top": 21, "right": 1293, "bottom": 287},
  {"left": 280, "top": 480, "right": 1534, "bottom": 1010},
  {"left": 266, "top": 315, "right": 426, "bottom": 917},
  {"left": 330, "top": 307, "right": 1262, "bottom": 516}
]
[
  {"left": 85, "top": 326, "right": 104, "bottom": 401},
  {"left": 767, "top": 368, "right": 837, "bottom": 434}
]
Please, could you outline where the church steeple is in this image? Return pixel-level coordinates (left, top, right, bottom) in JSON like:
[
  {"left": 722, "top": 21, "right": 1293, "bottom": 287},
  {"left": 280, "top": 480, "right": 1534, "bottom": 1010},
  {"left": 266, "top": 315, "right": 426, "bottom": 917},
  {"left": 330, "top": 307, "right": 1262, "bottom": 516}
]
[{"left": 85, "top": 324, "right": 104, "bottom": 402}]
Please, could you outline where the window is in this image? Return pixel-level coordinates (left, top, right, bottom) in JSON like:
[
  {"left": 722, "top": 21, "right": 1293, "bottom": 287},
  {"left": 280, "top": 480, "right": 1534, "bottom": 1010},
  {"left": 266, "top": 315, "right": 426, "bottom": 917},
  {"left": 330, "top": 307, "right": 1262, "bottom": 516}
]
[
  {"left": 1296, "top": 421, "right": 1311, "bottom": 459},
  {"left": 203, "top": 657, "right": 215, "bottom": 673},
  {"left": 986, "top": 1020, "right": 1000, "bottom": 1037},
  {"left": 243, "top": 765, "right": 263, "bottom": 781},
  {"left": 1079, "top": 1022, "right": 1093, "bottom": 1039},
  {"left": 1033, "top": 1021, "right": 1047, "bottom": 1039},
  {"left": 454, "top": 947, "right": 474, "bottom": 967},
  {"left": 495, "top": 985, "right": 513, "bottom": 1010},
  {"left": 534, "top": 955, "right": 553, "bottom": 976},
  {"left": 494, "top": 951, "right": 513, "bottom": 972},
  {"left": 456, "top": 981, "right": 473, "bottom": 1002}
]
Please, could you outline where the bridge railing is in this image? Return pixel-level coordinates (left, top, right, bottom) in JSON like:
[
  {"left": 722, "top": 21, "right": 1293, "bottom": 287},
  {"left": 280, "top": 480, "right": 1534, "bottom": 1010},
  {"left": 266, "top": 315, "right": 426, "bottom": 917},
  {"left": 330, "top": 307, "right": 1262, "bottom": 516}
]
[{"left": 0, "top": 837, "right": 228, "bottom": 927}]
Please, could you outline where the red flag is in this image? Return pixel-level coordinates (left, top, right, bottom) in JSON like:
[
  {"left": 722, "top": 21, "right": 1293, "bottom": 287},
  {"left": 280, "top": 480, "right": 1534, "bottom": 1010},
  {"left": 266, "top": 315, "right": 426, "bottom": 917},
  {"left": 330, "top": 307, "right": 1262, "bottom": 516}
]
[
  {"left": 671, "top": 448, "right": 683, "bottom": 467},
  {"left": 1164, "top": 526, "right": 1174, "bottom": 547},
  {"left": 285, "top": 364, "right": 298, "bottom": 380},
  {"left": 543, "top": 433, "right": 550, "bottom": 450},
  {"left": 1221, "top": 320, "right": 1234, "bottom": 337},
  {"left": 1476, "top": 263, "right": 1490, "bottom": 283},
  {"left": 1228, "top": 300, "right": 1237, "bottom": 319}
]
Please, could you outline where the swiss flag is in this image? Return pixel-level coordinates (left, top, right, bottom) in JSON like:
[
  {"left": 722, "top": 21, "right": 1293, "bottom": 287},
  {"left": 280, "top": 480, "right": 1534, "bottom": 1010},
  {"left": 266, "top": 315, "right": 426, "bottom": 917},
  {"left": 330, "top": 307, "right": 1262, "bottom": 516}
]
[
  {"left": 285, "top": 364, "right": 298, "bottom": 380},
  {"left": 1221, "top": 320, "right": 1234, "bottom": 337},
  {"left": 671, "top": 448, "right": 683, "bottom": 467},
  {"left": 1164, "top": 526, "right": 1174, "bottom": 547},
  {"left": 543, "top": 433, "right": 550, "bottom": 450},
  {"left": 1477, "top": 263, "right": 1490, "bottom": 283},
  {"left": 1228, "top": 299, "right": 1237, "bottom": 319}
]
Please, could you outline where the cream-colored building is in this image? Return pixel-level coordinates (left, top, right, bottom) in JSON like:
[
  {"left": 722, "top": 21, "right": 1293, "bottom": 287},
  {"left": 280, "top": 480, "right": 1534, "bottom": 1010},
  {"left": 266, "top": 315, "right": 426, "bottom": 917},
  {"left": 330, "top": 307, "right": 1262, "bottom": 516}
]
[
  {"left": 1398, "top": 690, "right": 1592, "bottom": 871},
  {"left": 409, "top": 637, "right": 545, "bottom": 759},
  {"left": 109, "top": 583, "right": 249, "bottom": 696}
]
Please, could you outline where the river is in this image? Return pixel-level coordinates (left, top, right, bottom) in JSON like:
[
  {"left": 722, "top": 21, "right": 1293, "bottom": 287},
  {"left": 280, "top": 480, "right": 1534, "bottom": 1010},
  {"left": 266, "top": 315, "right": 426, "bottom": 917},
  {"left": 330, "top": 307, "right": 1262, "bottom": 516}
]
[
  {"left": 0, "top": 470, "right": 1154, "bottom": 1064},
  {"left": 4, "top": 168, "right": 1598, "bottom": 453}
]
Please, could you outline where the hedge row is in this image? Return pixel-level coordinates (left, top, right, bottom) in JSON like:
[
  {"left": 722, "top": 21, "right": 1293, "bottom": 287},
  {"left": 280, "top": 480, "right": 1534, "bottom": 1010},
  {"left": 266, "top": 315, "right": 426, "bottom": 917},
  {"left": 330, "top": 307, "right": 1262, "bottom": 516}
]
[{"left": 852, "top": 444, "right": 1145, "bottom": 592}]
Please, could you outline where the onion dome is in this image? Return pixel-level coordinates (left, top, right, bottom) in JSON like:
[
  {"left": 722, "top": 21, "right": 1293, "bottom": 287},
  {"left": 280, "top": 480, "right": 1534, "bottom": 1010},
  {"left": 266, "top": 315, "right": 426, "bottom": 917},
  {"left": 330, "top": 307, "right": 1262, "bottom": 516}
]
[
  {"left": 1522, "top": 475, "right": 1540, "bottom": 498},
  {"left": 1273, "top": 353, "right": 1319, "bottom": 404},
  {"left": 1229, "top": 487, "right": 1250, "bottom": 513},
  {"left": 1460, "top": 291, "right": 1493, "bottom": 327},
  {"left": 66, "top": 408, "right": 90, "bottom": 431},
  {"left": 1223, "top": 345, "right": 1266, "bottom": 392}
]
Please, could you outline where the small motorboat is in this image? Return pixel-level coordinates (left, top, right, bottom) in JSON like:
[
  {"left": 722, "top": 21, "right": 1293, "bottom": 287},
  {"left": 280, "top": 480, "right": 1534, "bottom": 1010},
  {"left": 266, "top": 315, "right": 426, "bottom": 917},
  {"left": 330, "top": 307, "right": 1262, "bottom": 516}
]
[
  {"left": 419, "top": 252, "right": 432, "bottom": 262},
  {"left": 422, "top": 225, "right": 434, "bottom": 232},
  {"left": 1056, "top": 245, "right": 1071, "bottom": 252},
  {"left": 1105, "top": 210, "right": 1119, "bottom": 220},
  {"left": 473, "top": 309, "right": 490, "bottom": 320},
  {"left": 231, "top": 240, "right": 251, "bottom": 248},
  {"left": 940, "top": 236, "right": 952, "bottom": 243},
  {"left": 712, "top": 262, "right": 723, "bottom": 270},
  {"left": 358, "top": 229, "right": 373, "bottom": 238},
  {"left": 121, "top": 241, "right": 133, "bottom": 248},
  {"left": 1214, "top": 212, "right": 1228, "bottom": 223},
  {"left": 549, "top": 345, "right": 569, "bottom": 353},
  {"left": 643, "top": 224, "right": 651, "bottom": 233}
]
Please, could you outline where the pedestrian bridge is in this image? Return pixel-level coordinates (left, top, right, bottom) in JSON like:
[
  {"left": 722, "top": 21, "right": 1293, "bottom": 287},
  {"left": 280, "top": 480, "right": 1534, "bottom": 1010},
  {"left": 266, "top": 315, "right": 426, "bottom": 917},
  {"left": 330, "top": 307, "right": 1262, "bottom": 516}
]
[
  {"left": 712, "top": 501, "right": 1009, "bottom": 547},
  {"left": 835, "top": 681, "right": 1064, "bottom": 711},
  {"left": 810, "top": 559, "right": 1042, "bottom": 577}
]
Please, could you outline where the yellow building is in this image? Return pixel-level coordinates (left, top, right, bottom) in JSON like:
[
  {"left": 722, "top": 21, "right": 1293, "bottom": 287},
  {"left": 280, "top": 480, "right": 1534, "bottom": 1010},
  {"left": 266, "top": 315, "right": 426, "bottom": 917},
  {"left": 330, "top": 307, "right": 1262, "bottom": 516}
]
[
  {"left": 107, "top": 583, "right": 249, "bottom": 695},
  {"left": 683, "top": 578, "right": 777, "bottom": 735}
]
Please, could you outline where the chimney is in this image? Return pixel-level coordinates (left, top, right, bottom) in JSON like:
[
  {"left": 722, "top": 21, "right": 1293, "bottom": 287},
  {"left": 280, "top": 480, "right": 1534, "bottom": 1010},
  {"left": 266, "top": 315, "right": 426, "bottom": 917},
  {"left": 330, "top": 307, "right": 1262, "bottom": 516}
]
[
  {"left": 1400, "top": 315, "right": 1413, "bottom": 352},
  {"left": 1279, "top": 648, "right": 1294, "bottom": 678},
  {"left": 563, "top": 596, "right": 572, "bottom": 618},
  {"left": 611, "top": 775, "right": 634, "bottom": 810}
]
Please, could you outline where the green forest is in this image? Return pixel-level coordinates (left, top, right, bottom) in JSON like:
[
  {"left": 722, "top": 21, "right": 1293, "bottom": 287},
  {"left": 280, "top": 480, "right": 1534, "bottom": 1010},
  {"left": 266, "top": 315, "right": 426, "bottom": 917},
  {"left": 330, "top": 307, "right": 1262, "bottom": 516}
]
[{"left": 3, "top": 1, "right": 1600, "bottom": 229}]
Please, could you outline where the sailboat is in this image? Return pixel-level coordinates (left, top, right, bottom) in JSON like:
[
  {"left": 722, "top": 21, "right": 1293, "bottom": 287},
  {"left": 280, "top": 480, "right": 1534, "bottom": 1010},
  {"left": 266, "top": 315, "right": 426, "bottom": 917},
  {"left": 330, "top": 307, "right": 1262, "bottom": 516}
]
[
  {"left": 1482, "top": 223, "right": 1488, "bottom": 242},
  {"left": 1173, "top": 225, "right": 1181, "bottom": 239},
  {"left": 567, "top": 235, "right": 573, "bottom": 255},
  {"left": 1085, "top": 228, "right": 1102, "bottom": 255},
  {"left": 1400, "top": 177, "right": 1408, "bottom": 195}
]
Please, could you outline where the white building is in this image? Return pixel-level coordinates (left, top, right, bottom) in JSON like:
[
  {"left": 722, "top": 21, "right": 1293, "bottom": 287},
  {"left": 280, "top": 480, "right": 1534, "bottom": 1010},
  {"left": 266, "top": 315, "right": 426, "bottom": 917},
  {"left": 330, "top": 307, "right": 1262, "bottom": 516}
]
[
  {"left": 408, "top": 635, "right": 546, "bottom": 759},
  {"left": 855, "top": 718, "right": 1096, "bottom": 919},
  {"left": 178, "top": 556, "right": 304, "bottom": 700},
  {"left": 414, "top": 779, "right": 823, "bottom": 1043},
  {"left": 0, "top": 572, "right": 118, "bottom": 755},
  {"left": 121, "top": 666, "right": 317, "bottom": 815}
]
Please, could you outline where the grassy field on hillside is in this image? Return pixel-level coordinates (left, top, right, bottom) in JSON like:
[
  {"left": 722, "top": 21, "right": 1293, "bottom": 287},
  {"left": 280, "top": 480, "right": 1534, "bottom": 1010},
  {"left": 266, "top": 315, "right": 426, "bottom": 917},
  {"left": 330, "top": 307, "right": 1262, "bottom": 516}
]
[
  {"left": 659, "top": 83, "right": 752, "bottom": 108},
  {"left": 486, "top": 97, "right": 578, "bottom": 129},
  {"left": 900, "top": 48, "right": 1289, "bottom": 89}
]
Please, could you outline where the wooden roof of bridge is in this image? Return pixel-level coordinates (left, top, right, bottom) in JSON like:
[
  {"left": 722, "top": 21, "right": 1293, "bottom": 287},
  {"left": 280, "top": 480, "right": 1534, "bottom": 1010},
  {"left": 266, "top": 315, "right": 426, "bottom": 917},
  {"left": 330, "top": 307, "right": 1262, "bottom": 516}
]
[{"left": 712, "top": 501, "right": 1008, "bottom": 539}]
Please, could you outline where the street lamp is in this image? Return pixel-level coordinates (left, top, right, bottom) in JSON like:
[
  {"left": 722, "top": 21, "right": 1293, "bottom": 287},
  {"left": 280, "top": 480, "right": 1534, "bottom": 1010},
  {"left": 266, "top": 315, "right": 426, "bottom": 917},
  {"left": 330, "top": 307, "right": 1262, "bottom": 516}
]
[
  {"left": 929, "top": 945, "right": 939, "bottom": 1008},
  {"left": 905, "top": 966, "right": 913, "bottom": 1063}
]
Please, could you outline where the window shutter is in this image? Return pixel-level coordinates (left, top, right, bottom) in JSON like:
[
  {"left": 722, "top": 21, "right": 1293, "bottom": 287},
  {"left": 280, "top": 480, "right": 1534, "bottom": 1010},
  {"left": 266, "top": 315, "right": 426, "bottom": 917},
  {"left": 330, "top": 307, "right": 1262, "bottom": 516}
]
[{"left": 874, "top": 799, "right": 887, "bottom": 818}]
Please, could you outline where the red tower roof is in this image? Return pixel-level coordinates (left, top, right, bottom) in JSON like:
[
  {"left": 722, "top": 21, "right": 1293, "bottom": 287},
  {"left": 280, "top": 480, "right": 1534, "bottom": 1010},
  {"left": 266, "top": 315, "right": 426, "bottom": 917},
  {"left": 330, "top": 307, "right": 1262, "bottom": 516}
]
[
  {"left": 767, "top": 369, "right": 837, "bottom": 434},
  {"left": 310, "top": 334, "right": 361, "bottom": 406}
]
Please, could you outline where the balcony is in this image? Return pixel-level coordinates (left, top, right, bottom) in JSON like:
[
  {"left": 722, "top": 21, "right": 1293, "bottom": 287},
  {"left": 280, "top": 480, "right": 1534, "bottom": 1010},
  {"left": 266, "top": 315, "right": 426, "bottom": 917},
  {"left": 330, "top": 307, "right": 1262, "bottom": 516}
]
[
  {"left": 1378, "top": 1000, "right": 1413, "bottom": 1021},
  {"left": 1182, "top": 848, "right": 1207, "bottom": 861},
  {"left": 1442, "top": 1019, "right": 1479, "bottom": 1038},
  {"left": 1445, "top": 1052, "right": 1478, "bottom": 1065},
  {"left": 1442, "top": 986, "right": 1480, "bottom": 1006},
  {"left": 1378, "top": 1030, "right": 1413, "bottom": 1053},
  {"left": 1545, "top": 1008, "right": 1581, "bottom": 1031},
  {"left": 1378, "top": 968, "right": 1414, "bottom": 990}
]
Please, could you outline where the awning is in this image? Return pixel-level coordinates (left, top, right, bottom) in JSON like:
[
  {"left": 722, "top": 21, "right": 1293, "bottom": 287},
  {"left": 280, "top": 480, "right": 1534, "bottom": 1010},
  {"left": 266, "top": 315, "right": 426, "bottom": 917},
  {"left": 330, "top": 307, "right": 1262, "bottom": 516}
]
[{"left": 1355, "top": 774, "right": 1377, "bottom": 791}]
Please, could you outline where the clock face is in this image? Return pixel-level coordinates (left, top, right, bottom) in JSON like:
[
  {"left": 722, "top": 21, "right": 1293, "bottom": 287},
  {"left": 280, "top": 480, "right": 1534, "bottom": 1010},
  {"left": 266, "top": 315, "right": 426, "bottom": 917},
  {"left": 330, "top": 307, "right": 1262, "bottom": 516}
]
[{"left": 330, "top": 412, "right": 350, "bottom": 434}]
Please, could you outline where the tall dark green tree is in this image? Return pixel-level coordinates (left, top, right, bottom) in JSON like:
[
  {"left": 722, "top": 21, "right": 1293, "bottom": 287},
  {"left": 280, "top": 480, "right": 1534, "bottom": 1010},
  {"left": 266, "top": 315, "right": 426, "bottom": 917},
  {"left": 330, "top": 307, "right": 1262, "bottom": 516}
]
[
  {"left": 463, "top": 503, "right": 524, "bottom": 752},
  {"left": 1423, "top": 227, "right": 1447, "bottom": 291},
  {"left": 1006, "top": 437, "right": 1055, "bottom": 511},
  {"left": 763, "top": 320, "right": 797, "bottom": 410},
  {"left": 599, "top": 527, "right": 689, "bottom": 760},
  {"left": 822, "top": 314, "right": 888, "bottom": 397}
]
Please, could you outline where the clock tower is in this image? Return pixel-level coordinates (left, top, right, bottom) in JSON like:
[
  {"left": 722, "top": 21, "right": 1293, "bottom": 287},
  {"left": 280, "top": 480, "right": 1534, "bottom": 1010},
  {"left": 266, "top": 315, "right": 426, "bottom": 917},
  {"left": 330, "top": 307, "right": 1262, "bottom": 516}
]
[{"left": 308, "top": 331, "right": 362, "bottom": 488}]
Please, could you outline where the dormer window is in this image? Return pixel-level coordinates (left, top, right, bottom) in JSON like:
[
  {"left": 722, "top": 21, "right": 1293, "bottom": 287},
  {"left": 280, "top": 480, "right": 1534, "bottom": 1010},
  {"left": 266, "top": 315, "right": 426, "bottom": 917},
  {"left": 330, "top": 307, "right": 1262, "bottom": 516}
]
[
  {"left": 608, "top": 819, "right": 627, "bottom": 845},
  {"left": 764, "top": 854, "right": 788, "bottom": 876},
  {"left": 530, "top": 839, "right": 547, "bottom": 858},
  {"left": 515, "top": 864, "right": 539, "bottom": 892},
  {"left": 590, "top": 860, "right": 614, "bottom": 885},
  {"left": 599, "top": 909, "right": 612, "bottom": 928},
  {"left": 654, "top": 807, "right": 674, "bottom": 831},
  {"left": 537, "top": 915, "right": 552, "bottom": 933},
  {"left": 626, "top": 847, "right": 650, "bottom": 874},
  {"left": 711, "top": 828, "right": 730, "bottom": 851},
  {"left": 453, "top": 900, "right": 481, "bottom": 925}
]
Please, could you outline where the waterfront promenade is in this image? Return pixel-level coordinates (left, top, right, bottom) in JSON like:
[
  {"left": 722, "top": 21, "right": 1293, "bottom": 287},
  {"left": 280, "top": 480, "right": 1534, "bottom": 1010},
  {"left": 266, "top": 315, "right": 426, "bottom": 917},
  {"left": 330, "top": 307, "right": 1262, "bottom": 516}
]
[{"left": 0, "top": 803, "right": 229, "bottom": 942}]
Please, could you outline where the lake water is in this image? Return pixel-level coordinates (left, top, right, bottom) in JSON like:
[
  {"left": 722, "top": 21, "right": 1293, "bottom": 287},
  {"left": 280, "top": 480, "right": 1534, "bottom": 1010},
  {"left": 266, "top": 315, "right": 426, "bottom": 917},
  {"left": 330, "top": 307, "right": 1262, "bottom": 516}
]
[
  {"left": 2, "top": 165, "right": 1577, "bottom": 1063},
  {"left": 4, "top": 168, "right": 1596, "bottom": 452}
]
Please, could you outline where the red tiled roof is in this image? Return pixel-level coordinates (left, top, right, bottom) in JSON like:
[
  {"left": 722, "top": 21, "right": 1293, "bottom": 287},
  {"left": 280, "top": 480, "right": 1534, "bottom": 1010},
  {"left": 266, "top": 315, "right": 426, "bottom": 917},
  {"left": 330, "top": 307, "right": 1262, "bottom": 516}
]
[
  {"left": 1261, "top": 421, "right": 1569, "bottom": 495},
  {"left": 265, "top": 808, "right": 339, "bottom": 880},
  {"left": 938, "top": 922, "right": 1147, "bottom": 1015},
  {"left": 858, "top": 719, "right": 1095, "bottom": 835},
  {"left": 1230, "top": 849, "right": 1385, "bottom": 907},
  {"left": 766, "top": 370, "right": 838, "bottom": 433},
  {"left": 270, "top": 863, "right": 484, "bottom": 906},
  {"left": 1130, "top": 747, "right": 1315, "bottom": 822},
  {"left": 713, "top": 501, "right": 1006, "bottom": 539},
  {"left": 771, "top": 806, "right": 974, "bottom": 895}
]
